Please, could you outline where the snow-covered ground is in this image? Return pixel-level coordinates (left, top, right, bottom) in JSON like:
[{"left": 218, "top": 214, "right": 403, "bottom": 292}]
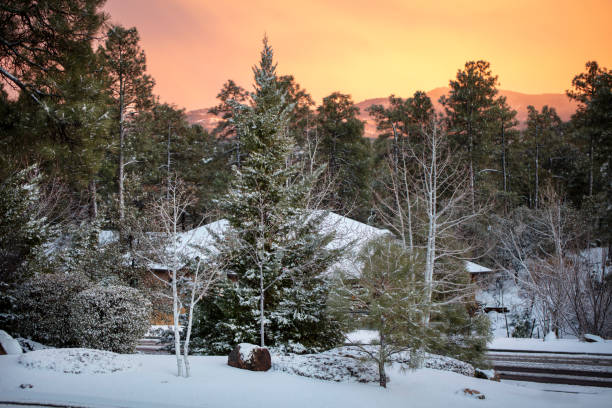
[
  {"left": 1, "top": 351, "right": 611, "bottom": 408},
  {"left": 489, "top": 337, "right": 612, "bottom": 354},
  {"left": 273, "top": 346, "right": 474, "bottom": 382},
  {"left": 346, "top": 328, "right": 612, "bottom": 354},
  {"left": 345, "top": 329, "right": 379, "bottom": 344},
  {"left": 18, "top": 348, "right": 136, "bottom": 374}
]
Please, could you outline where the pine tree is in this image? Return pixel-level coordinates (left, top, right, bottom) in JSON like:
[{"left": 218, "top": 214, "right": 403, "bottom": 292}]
[
  {"left": 441, "top": 61, "right": 500, "bottom": 210},
  {"left": 524, "top": 105, "right": 564, "bottom": 209},
  {"left": 330, "top": 237, "right": 429, "bottom": 388},
  {"left": 491, "top": 96, "right": 518, "bottom": 198},
  {"left": 0, "top": 166, "right": 54, "bottom": 284},
  {"left": 98, "top": 25, "right": 155, "bottom": 221},
  {"left": 316, "top": 92, "right": 372, "bottom": 221},
  {"left": 566, "top": 61, "right": 612, "bottom": 244},
  {"left": 1, "top": 2, "right": 111, "bottom": 214},
  {"left": 193, "top": 38, "right": 342, "bottom": 354},
  {"left": 208, "top": 80, "right": 249, "bottom": 166},
  {"left": 567, "top": 61, "right": 612, "bottom": 198},
  {"left": 0, "top": 0, "right": 107, "bottom": 108}
]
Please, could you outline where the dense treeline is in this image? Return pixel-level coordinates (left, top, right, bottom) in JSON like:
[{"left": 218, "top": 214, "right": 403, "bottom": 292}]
[{"left": 1, "top": 1, "right": 610, "bottom": 355}]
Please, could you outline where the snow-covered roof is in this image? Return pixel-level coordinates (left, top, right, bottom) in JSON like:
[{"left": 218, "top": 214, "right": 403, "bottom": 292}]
[
  {"left": 319, "top": 212, "right": 391, "bottom": 277},
  {"left": 173, "top": 219, "right": 229, "bottom": 260},
  {"left": 143, "top": 212, "right": 390, "bottom": 275},
  {"left": 577, "top": 247, "right": 610, "bottom": 276},
  {"left": 465, "top": 261, "right": 493, "bottom": 274},
  {"left": 319, "top": 212, "right": 390, "bottom": 252},
  {"left": 98, "top": 230, "right": 119, "bottom": 246}
]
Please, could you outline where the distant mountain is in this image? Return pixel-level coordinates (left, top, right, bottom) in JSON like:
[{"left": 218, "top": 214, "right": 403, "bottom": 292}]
[
  {"left": 356, "top": 88, "right": 577, "bottom": 138},
  {"left": 187, "top": 88, "right": 577, "bottom": 138},
  {"left": 185, "top": 108, "right": 222, "bottom": 131}
]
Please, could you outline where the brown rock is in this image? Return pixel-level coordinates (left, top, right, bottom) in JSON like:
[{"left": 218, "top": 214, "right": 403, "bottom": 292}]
[
  {"left": 0, "top": 343, "right": 6, "bottom": 355},
  {"left": 228, "top": 343, "right": 271, "bottom": 372},
  {"left": 463, "top": 388, "right": 485, "bottom": 400}
]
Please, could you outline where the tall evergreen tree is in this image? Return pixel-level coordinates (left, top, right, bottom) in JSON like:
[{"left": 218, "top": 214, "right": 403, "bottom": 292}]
[
  {"left": 98, "top": 25, "right": 154, "bottom": 221},
  {"left": 441, "top": 61, "right": 500, "bottom": 210},
  {"left": 193, "top": 38, "right": 342, "bottom": 354},
  {"left": 1, "top": 1, "right": 111, "bottom": 216},
  {"left": 208, "top": 80, "right": 248, "bottom": 166},
  {"left": 369, "top": 92, "right": 434, "bottom": 167},
  {"left": 567, "top": 61, "right": 612, "bottom": 198},
  {"left": 316, "top": 92, "right": 372, "bottom": 221},
  {"left": 132, "top": 102, "right": 228, "bottom": 224},
  {"left": 0, "top": 0, "right": 107, "bottom": 108},
  {"left": 524, "top": 105, "right": 563, "bottom": 209},
  {"left": 567, "top": 61, "right": 612, "bottom": 244},
  {"left": 492, "top": 96, "right": 518, "bottom": 197}
]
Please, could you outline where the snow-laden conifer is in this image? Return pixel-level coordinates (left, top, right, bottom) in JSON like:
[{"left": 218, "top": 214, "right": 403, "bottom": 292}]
[{"left": 193, "top": 37, "right": 342, "bottom": 354}]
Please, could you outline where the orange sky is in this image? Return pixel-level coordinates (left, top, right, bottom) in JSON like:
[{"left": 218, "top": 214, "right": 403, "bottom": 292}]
[{"left": 104, "top": 0, "right": 612, "bottom": 111}]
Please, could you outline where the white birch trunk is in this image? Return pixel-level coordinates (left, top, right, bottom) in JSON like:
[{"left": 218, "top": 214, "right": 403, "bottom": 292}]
[
  {"left": 172, "top": 267, "right": 183, "bottom": 377},
  {"left": 183, "top": 297, "right": 195, "bottom": 378}
]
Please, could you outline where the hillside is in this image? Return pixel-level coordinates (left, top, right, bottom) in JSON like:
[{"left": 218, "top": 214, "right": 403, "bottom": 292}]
[
  {"left": 187, "top": 88, "right": 577, "bottom": 138},
  {"left": 356, "top": 88, "right": 577, "bottom": 138}
]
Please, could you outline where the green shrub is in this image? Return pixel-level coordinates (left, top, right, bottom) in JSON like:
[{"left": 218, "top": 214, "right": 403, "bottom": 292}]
[
  {"left": 69, "top": 285, "right": 151, "bottom": 353},
  {"left": 10, "top": 272, "right": 90, "bottom": 346}
]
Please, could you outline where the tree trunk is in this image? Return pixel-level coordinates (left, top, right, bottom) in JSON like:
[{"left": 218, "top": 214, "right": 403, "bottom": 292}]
[
  {"left": 378, "top": 330, "right": 387, "bottom": 388},
  {"left": 90, "top": 179, "right": 97, "bottom": 218},
  {"left": 501, "top": 123, "right": 507, "bottom": 193},
  {"left": 589, "top": 132, "right": 594, "bottom": 196},
  {"left": 167, "top": 123, "right": 171, "bottom": 200},
  {"left": 118, "top": 74, "right": 125, "bottom": 221},
  {"left": 172, "top": 268, "right": 183, "bottom": 377},
  {"left": 118, "top": 123, "right": 125, "bottom": 220},
  {"left": 400, "top": 148, "right": 414, "bottom": 253},
  {"left": 424, "top": 130, "right": 437, "bottom": 326},
  {"left": 535, "top": 125, "right": 539, "bottom": 209},
  {"left": 468, "top": 122, "right": 475, "bottom": 212},
  {"left": 183, "top": 300, "right": 195, "bottom": 378},
  {"left": 260, "top": 261, "right": 265, "bottom": 347}
]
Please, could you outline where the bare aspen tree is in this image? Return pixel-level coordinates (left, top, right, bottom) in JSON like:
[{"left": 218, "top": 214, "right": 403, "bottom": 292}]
[
  {"left": 181, "top": 253, "right": 225, "bottom": 377},
  {"left": 138, "top": 175, "right": 223, "bottom": 377},
  {"left": 493, "top": 186, "right": 596, "bottom": 338},
  {"left": 410, "top": 123, "right": 481, "bottom": 324},
  {"left": 372, "top": 154, "right": 415, "bottom": 252}
]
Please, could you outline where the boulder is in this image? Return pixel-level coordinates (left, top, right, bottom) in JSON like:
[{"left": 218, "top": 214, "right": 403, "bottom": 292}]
[
  {"left": 0, "top": 330, "right": 23, "bottom": 355},
  {"left": 583, "top": 334, "right": 604, "bottom": 343},
  {"left": 474, "top": 368, "right": 500, "bottom": 381},
  {"left": 228, "top": 343, "right": 271, "bottom": 372},
  {"left": 462, "top": 388, "right": 485, "bottom": 400}
]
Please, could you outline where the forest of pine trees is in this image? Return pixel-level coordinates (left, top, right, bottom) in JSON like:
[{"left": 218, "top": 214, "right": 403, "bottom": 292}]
[{"left": 1, "top": 1, "right": 610, "bottom": 376}]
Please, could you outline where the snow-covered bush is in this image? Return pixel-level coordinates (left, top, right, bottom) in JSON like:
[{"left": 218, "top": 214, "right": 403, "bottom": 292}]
[
  {"left": 0, "top": 165, "right": 54, "bottom": 284},
  {"left": 10, "top": 272, "right": 90, "bottom": 347},
  {"left": 19, "top": 348, "right": 136, "bottom": 374},
  {"left": 0, "top": 329, "right": 23, "bottom": 354},
  {"left": 272, "top": 346, "right": 475, "bottom": 383},
  {"left": 16, "top": 337, "right": 52, "bottom": 352},
  {"left": 69, "top": 285, "right": 151, "bottom": 353}
]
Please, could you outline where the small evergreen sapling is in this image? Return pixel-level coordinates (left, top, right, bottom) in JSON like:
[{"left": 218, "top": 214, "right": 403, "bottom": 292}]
[{"left": 330, "top": 237, "right": 430, "bottom": 388}]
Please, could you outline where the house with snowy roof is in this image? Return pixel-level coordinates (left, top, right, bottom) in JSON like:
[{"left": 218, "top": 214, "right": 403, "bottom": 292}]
[
  {"left": 101, "top": 212, "right": 495, "bottom": 280},
  {"left": 144, "top": 211, "right": 392, "bottom": 277}
]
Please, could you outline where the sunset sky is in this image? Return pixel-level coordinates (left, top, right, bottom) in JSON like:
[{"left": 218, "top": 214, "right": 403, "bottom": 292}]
[{"left": 104, "top": 0, "right": 612, "bottom": 111}]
